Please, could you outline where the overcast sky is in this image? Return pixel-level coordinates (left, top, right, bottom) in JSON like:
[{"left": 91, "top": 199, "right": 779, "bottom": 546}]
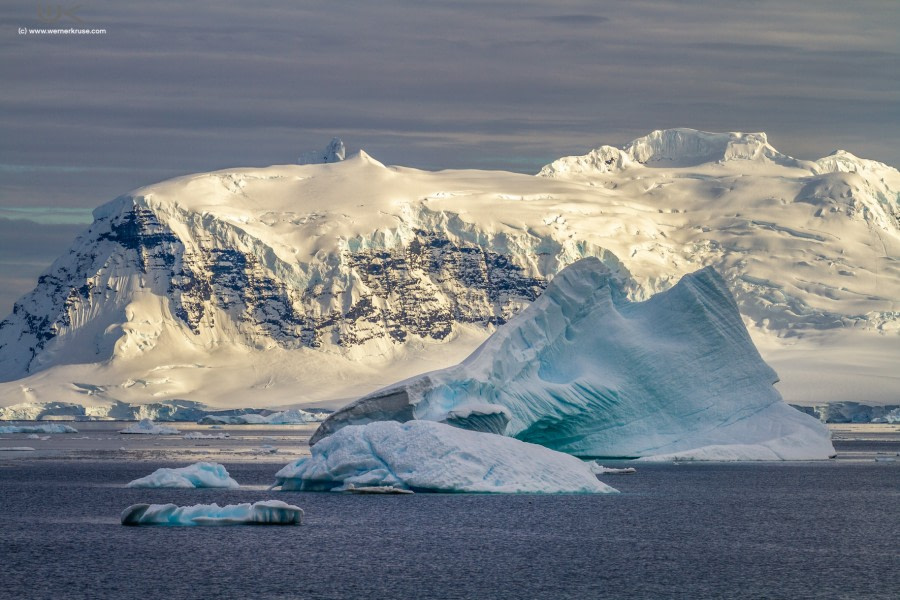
[{"left": 2, "top": 0, "right": 899, "bottom": 314}]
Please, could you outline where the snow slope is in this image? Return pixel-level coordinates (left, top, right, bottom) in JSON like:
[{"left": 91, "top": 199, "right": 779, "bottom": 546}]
[
  {"left": 0, "top": 129, "right": 897, "bottom": 411},
  {"left": 311, "top": 260, "right": 835, "bottom": 460}
]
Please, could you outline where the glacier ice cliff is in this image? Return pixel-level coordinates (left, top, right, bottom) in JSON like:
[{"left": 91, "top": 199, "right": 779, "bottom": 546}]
[
  {"left": 0, "top": 424, "right": 77, "bottom": 434},
  {"left": 197, "top": 409, "right": 325, "bottom": 425},
  {"left": 276, "top": 420, "right": 617, "bottom": 493},
  {"left": 127, "top": 462, "right": 240, "bottom": 488},
  {"left": 312, "top": 259, "right": 836, "bottom": 460},
  {"left": 121, "top": 500, "right": 303, "bottom": 526}
]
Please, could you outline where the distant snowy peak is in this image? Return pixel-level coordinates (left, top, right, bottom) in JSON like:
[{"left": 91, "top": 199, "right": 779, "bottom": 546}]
[
  {"left": 812, "top": 149, "right": 897, "bottom": 177},
  {"left": 537, "top": 145, "right": 637, "bottom": 177},
  {"left": 298, "top": 137, "right": 346, "bottom": 164},
  {"left": 540, "top": 128, "right": 800, "bottom": 176},
  {"left": 625, "top": 129, "right": 797, "bottom": 167}
]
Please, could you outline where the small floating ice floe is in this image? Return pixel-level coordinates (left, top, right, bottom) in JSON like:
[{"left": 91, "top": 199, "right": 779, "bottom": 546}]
[
  {"left": 3, "top": 447, "right": 35, "bottom": 451},
  {"left": 345, "top": 484, "right": 414, "bottom": 495},
  {"left": 183, "top": 432, "right": 229, "bottom": 440},
  {"left": 0, "top": 424, "right": 78, "bottom": 434},
  {"left": 588, "top": 462, "right": 637, "bottom": 475},
  {"left": 121, "top": 500, "right": 303, "bottom": 526},
  {"left": 127, "top": 462, "right": 240, "bottom": 489},
  {"left": 119, "top": 419, "right": 180, "bottom": 435},
  {"left": 252, "top": 445, "right": 278, "bottom": 455}
]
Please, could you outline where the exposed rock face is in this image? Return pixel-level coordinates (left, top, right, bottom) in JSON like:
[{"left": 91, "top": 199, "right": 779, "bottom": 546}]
[{"left": 0, "top": 198, "right": 559, "bottom": 381}]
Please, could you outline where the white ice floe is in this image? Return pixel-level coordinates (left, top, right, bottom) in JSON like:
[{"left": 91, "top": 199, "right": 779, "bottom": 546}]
[
  {"left": 119, "top": 419, "right": 180, "bottom": 435},
  {"left": 2, "top": 446, "right": 35, "bottom": 451},
  {"left": 588, "top": 463, "right": 636, "bottom": 475},
  {"left": 313, "top": 260, "right": 835, "bottom": 461},
  {"left": 346, "top": 484, "right": 414, "bottom": 494},
  {"left": 127, "top": 462, "right": 240, "bottom": 489},
  {"left": 637, "top": 444, "right": 814, "bottom": 462},
  {"left": 0, "top": 424, "right": 78, "bottom": 434},
  {"left": 276, "top": 420, "right": 617, "bottom": 494},
  {"left": 121, "top": 500, "right": 303, "bottom": 526},
  {"left": 183, "top": 432, "right": 229, "bottom": 440}
]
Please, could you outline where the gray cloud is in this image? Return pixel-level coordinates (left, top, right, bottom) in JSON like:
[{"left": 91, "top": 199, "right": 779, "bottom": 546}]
[{"left": 1, "top": 0, "right": 898, "bottom": 314}]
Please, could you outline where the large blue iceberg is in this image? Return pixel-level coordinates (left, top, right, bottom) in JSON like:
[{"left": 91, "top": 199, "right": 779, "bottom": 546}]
[
  {"left": 311, "top": 259, "right": 834, "bottom": 460},
  {"left": 276, "top": 420, "right": 617, "bottom": 494},
  {"left": 121, "top": 500, "right": 303, "bottom": 526}
]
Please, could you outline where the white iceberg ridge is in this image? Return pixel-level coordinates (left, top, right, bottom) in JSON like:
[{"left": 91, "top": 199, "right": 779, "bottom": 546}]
[
  {"left": 121, "top": 500, "right": 303, "bottom": 526},
  {"left": 0, "top": 424, "right": 77, "bottom": 434},
  {"left": 127, "top": 462, "right": 240, "bottom": 488},
  {"left": 312, "top": 259, "right": 835, "bottom": 461},
  {"left": 276, "top": 420, "right": 617, "bottom": 494},
  {"left": 198, "top": 409, "right": 326, "bottom": 425},
  {"left": 119, "top": 419, "right": 180, "bottom": 435}
]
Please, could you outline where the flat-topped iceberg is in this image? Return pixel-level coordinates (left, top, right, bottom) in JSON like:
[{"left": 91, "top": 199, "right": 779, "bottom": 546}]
[
  {"left": 127, "top": 462, "right": 240, "bottom": 489},
  {"left": 312, "top": 259, "right": 835, "bottom": 461},
  {"left": 0, "top": 424, "right": 78, "bottom": 434},
  {"left": 119, "top": 419, "right": 180, "bottom": 435},
  {"left": 197, "top": 409, "right": 325, "bottom": 425},
  {"left": 276, "top": 420, "right": 617, "bottom": 494},
  {"left": 121, "top": 500, "right": 303, "bottom": 526}
]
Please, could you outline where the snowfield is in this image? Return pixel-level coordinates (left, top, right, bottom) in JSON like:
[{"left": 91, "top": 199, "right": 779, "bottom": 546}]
[{"left": 0, "top": 129, "right": 896, "bottom": 413}]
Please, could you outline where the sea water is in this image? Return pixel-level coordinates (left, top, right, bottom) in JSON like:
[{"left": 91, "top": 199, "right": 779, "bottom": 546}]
[{"left": 0, "top": 430, "right": 897, "bottom": 599}]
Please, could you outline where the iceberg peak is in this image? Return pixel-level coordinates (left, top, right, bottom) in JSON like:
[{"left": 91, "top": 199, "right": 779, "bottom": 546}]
[{"left": 298, "top": 137, "right": 346, "bottom": 164}]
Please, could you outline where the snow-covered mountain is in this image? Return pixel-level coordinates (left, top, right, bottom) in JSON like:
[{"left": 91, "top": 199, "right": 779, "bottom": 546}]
[{"left": 1, "top": 129, "right": 897, "bottom": 413}]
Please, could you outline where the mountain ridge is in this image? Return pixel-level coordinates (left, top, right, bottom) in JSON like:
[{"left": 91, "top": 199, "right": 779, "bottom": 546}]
[{"left": 1, "top": 129, "right": 897, "bottom": 411}]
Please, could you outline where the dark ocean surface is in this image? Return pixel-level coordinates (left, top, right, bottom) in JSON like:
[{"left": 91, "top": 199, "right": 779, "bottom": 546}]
[{"left": 1, "top": 442, "right": 898, "bottom": 600}]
